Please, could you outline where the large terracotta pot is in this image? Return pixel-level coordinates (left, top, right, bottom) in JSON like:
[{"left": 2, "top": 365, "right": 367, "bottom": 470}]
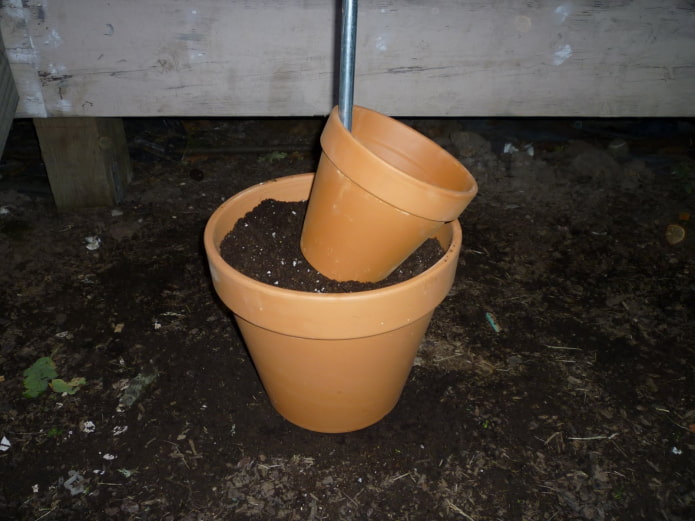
[
  {"left": 300, "top": 105, "right": 476, "bottom": 282},
  {"left": 204, "top": 174, "right": 462, "bottom": 433}
]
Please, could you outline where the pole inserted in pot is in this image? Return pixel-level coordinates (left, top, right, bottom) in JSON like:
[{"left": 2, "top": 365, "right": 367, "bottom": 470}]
[{"left": 339, "top": 0, "right": 358, "bottom": 131}]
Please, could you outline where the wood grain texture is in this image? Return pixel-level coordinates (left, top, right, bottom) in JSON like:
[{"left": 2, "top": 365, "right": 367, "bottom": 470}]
[
  {"left": 2, "top": 0, "right": 694, "bottom": 117},
  {"left": 0, "top": 26, "right": 19, "bottom": 156},
  {"left": 34, "top": 117, "right": 132, "bottom": 209}
]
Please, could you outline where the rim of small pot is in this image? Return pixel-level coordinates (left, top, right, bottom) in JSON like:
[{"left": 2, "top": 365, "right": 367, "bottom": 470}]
[
  {"left": 204, "top": 173, "right": 462, "bottom": 340},
  {"left": 320, "top": 105, "right": 478, "bottom": 222}
]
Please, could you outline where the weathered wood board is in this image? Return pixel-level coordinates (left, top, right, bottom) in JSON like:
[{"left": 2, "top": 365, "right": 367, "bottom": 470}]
[
  {"left": 0, "top": 26, "right": 18, "bottom": 157},
  {"left": 34, "top": 117, "right": 132, "bottom": 209},
  {"left": 1, "top": 0, "right": 694, "bottom": 118}
]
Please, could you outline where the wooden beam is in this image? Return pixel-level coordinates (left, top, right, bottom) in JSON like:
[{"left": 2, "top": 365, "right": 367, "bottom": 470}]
[
  {"left": 33, "top": 117, "right": 132, "bottom": 209},
  {"left": 3, "top": 1, "right": 695, "bottom": 118},
  {"left": 0, "top": 29, "right": 19, "bottom": 157}
]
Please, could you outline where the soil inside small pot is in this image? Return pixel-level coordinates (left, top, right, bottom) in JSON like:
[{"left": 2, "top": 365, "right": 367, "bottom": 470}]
[{"left": 219, "top": 199, "right": 444, "bottom": 292}]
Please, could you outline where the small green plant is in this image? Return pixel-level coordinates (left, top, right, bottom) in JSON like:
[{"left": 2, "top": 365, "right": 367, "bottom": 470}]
[
  {"left": 46, "top": 427, "right": 64, "bottom": 438},
  {"left": 23, "top": 357, "right": 57, "bottom": 397},
  {"left": 612, "top": 486, "right": 626, "bottom": 500},
  {"left": 50, "top": 377, "right": 87, "bottom": 394},
  {"left": 257, "top": 151, "right": 287, "bottom": 164},
  {"left": 23, "top": 356, "right": 86, "bottom": 398}
]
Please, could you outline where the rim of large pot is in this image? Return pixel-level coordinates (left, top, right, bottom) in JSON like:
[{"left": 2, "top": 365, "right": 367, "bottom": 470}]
[{"left": 203, "top": 173, "right": 462, "bottom": 339}]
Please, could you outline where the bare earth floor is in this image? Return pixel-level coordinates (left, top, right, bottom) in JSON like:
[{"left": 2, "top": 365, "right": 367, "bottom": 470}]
[{"left": 1, "top": 117, "right": 694, "bottom": 521}]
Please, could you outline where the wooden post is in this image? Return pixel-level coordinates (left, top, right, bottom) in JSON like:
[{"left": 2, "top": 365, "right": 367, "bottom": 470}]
[{"left": 33, "top": 117, "right": 132, "bottom": 209}]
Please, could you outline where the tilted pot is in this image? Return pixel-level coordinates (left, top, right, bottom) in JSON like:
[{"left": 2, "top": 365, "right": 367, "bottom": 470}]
[{"left": 300, "top": 105, "right": 476, "bottom": 282}]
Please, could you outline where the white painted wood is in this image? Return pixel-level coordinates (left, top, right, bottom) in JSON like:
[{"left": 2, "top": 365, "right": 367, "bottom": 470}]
[
  {"left": 1, "top": 0, "right": 694, "bottom": 118},
  {"left": 0, "top": 26, "right": 19, "bottom": 156},
  {"left": 0, "top": 0, "right": 45, "bottom": 117}
]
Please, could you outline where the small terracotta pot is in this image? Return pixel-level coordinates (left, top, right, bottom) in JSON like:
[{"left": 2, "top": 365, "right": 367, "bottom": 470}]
[
  {"left": 300, "top": 105, "right": 476, "bottom": 282},
  {"left": 204, "top": 174, "right": 462, "bottom": 433}
]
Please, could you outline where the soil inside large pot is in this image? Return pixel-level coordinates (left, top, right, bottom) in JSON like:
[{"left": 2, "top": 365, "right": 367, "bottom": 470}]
[{"left": 219, "top": 199, "right": 444, "bottom": 292}]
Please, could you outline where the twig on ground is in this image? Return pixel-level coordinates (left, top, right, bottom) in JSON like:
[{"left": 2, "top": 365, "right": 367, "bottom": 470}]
[
  {"left": 545, "top": 345, "right": 582, "bottom": 350},
  {"left": 539, "top": 484, "right": 562, "bottom": 493},
  {"left": 339, "top": 489, "right": 359, "bottom": 507},
  {"left": 34, "top": 509, "right": 56, "bottom": 521},
  {"left": 543, "top": 431, "right": 561, "bottom": 445},
  {"left": 568, "top": 433, "right": 618, "bottom": 441},
  {"left": 390, "top": 472, "right": 411, "bottom": 482},
  {"left": 163, "top": 440, "right": 190, "bottom": 469},
  {"left": 654, "top": 407, "right": 690, "bottom": 431},
  {"left": 434, "top": 353, "right": 465, "bottom": 363},
  {"left": 446, "top": 499, "right": 476, "bottom": 521}
]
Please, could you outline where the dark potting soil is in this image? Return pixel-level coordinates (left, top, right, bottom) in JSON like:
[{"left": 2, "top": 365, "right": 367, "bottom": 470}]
[{"left": 219, "top": 199, "right": 445, "bottom": 292}]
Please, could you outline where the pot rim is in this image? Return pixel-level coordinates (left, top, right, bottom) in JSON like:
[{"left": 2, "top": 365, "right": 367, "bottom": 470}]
[
  {"left": 320, "top": 105, "right": 478, "bottom": 222},
  {"left": 204, "top": 174, "right": 462, "bottom": 338}
]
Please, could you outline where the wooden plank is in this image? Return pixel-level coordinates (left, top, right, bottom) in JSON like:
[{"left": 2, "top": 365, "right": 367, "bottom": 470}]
[
  {"left": 0, "top": 26, "right": 19, "bottom": 157},
  {"left": 3, "top": 0, "right": 695, "bottom": 117},
  {"left": 0, "top": 0, "right": 46, "bottom": 117},
  {"left": 34, "top": 117, "right": 132, "bottom": 209}
]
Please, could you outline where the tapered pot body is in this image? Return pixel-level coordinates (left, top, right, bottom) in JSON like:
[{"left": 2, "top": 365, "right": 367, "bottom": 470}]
[
  {"left": 301, "top": 106, "right": 476, "bottom": 282},
  {"left": 204, "top": 174, "right": 462, "bottom": 433}
]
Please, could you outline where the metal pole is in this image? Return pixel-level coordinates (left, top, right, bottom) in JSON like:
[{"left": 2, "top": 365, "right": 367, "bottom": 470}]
[{"left": 339, "top": 0, "right": 358, "bottom": 131}]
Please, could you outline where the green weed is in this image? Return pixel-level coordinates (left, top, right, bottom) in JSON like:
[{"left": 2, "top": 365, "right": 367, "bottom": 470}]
[{"left": 23, "top": 357, "right": 86, "bottom": 398}]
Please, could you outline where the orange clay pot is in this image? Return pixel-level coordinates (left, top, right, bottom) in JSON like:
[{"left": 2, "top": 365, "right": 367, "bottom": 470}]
[
  {"left": 300, "top": 105, "right": 476, "bottom": 283},
  {"left": 204, "top": 174, "right": 462, "bottom": 433}
]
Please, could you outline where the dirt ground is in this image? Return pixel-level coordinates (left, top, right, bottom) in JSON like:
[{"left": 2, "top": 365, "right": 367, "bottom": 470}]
[{"left": 1, "top": 116, "right": 694, "bottom": 521}]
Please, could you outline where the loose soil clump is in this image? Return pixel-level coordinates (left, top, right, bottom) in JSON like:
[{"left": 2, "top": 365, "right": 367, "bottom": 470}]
[{"left": 219, "top": 199, "right": 444, "bottom": 292}]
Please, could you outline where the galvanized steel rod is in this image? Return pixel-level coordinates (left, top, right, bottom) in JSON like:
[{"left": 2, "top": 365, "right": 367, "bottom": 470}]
[{"left": 339, "top": 0, "right": 358, "bottom": 131}]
